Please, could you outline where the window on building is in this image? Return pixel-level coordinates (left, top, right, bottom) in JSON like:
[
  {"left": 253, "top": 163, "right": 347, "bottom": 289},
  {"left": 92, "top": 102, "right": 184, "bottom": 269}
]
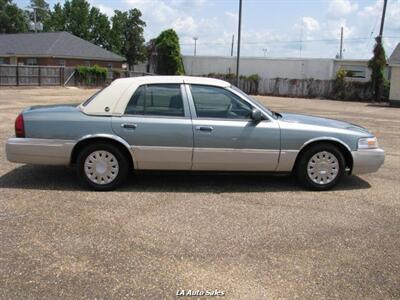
[
  {"left": 125, "top": 84, "right": 184, "bottom": 117},
  {"left": 108, "top": 63, "right": 113, "bottom": 70},
  {"left": 85, "top": 61, "right": 91, "bottom": 67},
  {"left": 190, "top": 85, "right": 252, "bottom": 119},
  {"left": 0, "top": 58, "right": 4, "bottom": 65},
  {"left": 59, "top": 60, "right": 66, "bottom": 67},
  {"left": 341, "top": 65, "right": 366, "bottom": 78},
  {"left": 26, "top": 58, "right": 38, "bottom": 65}
]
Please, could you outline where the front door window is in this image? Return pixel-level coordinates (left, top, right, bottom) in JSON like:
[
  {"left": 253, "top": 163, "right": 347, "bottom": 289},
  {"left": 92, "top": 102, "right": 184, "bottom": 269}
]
[{"left": 190, "top": 85, "right": 252, "bottom": 119}]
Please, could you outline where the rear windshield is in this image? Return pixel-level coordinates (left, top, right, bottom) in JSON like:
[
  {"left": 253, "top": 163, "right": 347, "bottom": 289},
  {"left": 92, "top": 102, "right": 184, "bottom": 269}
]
[{"left": 81, "top": 88, "right": 104, "bottom": 107}]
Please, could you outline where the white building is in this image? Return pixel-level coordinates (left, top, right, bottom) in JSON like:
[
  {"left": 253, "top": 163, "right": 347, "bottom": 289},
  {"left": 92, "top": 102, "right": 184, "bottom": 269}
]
[
  {"left": 388, "top": 43, "right": 400, "bottom": 106},
  {"left": 182, "top": 55, "right": 371, "bottom": 82},
  {"left": 182, "top": 56, "right": 372, "bottom": 98}
]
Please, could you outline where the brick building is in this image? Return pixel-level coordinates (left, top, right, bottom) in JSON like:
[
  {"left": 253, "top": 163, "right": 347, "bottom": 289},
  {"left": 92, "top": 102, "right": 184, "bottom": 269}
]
[{"left": 0, "top": 32, "right": 125, "bottom": 69}]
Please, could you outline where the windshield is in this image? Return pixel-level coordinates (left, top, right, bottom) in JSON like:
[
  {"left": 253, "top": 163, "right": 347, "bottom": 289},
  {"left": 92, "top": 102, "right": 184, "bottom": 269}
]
[{"left": 228, "top": 85, "right": 273, "bottom": 117}]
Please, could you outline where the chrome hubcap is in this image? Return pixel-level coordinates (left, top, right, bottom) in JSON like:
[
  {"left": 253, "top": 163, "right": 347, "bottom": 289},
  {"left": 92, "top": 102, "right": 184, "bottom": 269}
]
[
  {"left": 307, "top": 151, "right": 339, "bottom": 185},
  {"left": 84, "top": 150, "right": 119, "bottom": 185}
]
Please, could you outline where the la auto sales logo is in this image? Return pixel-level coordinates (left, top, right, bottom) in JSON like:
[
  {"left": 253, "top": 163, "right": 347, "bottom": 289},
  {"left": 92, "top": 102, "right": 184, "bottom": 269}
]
[{"left": 176, "top": 289, "right": 225, "bottom": 297}]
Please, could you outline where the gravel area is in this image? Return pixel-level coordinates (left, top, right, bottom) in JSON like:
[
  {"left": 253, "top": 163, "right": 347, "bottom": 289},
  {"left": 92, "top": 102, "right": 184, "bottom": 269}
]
[{"left": 1, "top": 87, "right": 399, "bottom": 299}]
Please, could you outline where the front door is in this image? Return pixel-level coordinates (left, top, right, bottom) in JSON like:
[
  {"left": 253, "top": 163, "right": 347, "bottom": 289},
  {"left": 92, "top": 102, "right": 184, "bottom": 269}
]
[
  {"left": 112, "top": 84, "right": 193, "bottom": 170},
  {"left": 187, "top": 84, "right": 280, "bottom": 171}
]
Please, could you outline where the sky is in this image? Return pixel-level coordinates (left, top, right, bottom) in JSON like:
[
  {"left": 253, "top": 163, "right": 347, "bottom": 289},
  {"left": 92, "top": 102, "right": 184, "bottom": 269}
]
[{"left": 16, "top": 0, "right": 400, "bottom": 59}]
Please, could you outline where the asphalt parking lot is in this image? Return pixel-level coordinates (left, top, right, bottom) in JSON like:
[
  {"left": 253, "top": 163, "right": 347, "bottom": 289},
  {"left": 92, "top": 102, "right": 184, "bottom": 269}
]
[{"left": 1, "top": 87, "right": 399, "bottom": 299}]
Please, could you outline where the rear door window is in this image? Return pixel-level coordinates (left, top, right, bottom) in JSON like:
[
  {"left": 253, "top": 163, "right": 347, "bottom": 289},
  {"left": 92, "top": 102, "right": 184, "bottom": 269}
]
[{"left": 125, "top": 84, "right": 184, "bottom": 117}]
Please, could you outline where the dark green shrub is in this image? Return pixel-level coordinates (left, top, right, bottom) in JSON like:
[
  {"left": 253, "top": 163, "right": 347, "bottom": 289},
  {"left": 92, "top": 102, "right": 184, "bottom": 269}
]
[
  {"left": 155, "top": 29, "right": 184, "bottom": 75},
  {"left": 76, "top": 65, "right": 108, "bottom": 86}
]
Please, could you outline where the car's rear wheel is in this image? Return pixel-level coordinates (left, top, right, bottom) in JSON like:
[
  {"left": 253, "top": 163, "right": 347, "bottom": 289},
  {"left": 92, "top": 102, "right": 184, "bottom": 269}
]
[
  {"left": 77, "top": 143, "right": 129, "bottom": 191},
  {"left": 296, "top": 143, "right": 345, "bottom": 191}
]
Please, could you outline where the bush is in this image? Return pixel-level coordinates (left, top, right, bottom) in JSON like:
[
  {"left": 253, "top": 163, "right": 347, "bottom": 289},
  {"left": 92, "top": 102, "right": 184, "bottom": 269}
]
[
  {"left": 76, "top": 65, "right": 108, "bottom": 86},
  {"left": 332, "top": 68, "right": 347, "bottom": 99},
  {"left": 368, "top": 37, "right": 387, "bottom": 101}
]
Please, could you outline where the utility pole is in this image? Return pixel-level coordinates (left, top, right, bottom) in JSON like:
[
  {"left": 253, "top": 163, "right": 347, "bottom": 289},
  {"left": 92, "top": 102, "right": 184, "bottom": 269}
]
[
  {"left": 33, "top": 7, "right": 37, "bottom": 33},
  {"left": 230, "top": 34, "right": 234, "bottom": 56},
  {"left": 236, "top": 0, "right": 242, "bottom": 86},
  {"left": 376, "top": 0, "right": 388, "bottom": 102},
  {"left": 193, "top": 37, "right": 198, "bottom": 56},
  {"left": 262, "top": 48, "right": 267, "bottom": 57},
  {"left": 378, "top": 0, "right": 388, "bottom": 42},
  {"left": 339, "top": 26, "right": 343, "bottom": 59}
]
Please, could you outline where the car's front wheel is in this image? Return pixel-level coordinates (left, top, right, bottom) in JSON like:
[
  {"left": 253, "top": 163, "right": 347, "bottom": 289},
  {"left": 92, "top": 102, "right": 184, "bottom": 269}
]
[
  {"left": 296, "top": 143, "right": 345, "bottom": 191},
  {"left": 77, "top": 143, "right": 129, "bottom": 191}
]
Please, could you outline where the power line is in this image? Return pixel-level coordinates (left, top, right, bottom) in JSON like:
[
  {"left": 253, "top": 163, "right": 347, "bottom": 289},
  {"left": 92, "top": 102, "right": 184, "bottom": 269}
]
[{"left": 179, "top": 36, "right": 400, "bottom": 46}]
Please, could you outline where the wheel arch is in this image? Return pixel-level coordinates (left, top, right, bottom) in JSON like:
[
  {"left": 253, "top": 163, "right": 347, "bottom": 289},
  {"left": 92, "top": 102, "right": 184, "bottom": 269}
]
[
  {"left": 70, "top": 134, "right": 135, "bottom": 169},
  {"left": 294, "top": 137, "right": 353, "bottom": 173}
]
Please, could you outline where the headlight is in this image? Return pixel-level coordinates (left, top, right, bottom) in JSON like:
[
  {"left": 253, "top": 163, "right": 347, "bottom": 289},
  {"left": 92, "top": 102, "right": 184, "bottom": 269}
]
[{"left": 358, "top": 137, "right": 378, "bottom": 149}]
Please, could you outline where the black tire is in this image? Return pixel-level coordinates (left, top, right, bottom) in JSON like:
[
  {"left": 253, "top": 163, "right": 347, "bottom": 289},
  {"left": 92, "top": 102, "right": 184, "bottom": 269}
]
[
  {"left": 295, "top": 143, "right": 345, "bottom": 191},
  {"left": 77, "top": 143, "right": 129, "bottom": 191}
]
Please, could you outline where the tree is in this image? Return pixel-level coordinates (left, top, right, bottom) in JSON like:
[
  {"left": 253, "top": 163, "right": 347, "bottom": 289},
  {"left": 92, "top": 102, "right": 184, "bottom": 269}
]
[
  {"left": 110, "top": 9, "right": 146, "bottom": 69},
  {"left": 0, "top": 0, "right": 28, "bottom": 33},
  {"left": 155, "top": 29, "right": 184, "bottom": 75},
  {"left": 46, "top": 3, "right": 65, "bottom": 31},
  {"left": 110, "top": 10, "right": 126, "bottom": 55},
  {"left": 368, "top": 37, "right": 387, "bottom": 102},
  {"left": 63, "top": 0, "right": 90, "bottom": 40},
  {"left": 124, "top": 9, "right": 146, "bottom": 69},
  {"left": 89, "top": 7, "right": 111, "bottom": 50}
]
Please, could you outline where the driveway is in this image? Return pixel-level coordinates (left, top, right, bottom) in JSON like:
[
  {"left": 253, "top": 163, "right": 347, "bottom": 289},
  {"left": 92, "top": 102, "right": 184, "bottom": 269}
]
[{"left": 1, "top": 87, "right": 399, "bottom": 299}]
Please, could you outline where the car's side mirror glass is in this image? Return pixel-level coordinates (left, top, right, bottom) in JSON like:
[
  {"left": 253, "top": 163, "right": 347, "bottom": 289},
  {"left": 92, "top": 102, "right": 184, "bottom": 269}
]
[{"left": 251, "top": 108, "right": 262, "bottom": 122}]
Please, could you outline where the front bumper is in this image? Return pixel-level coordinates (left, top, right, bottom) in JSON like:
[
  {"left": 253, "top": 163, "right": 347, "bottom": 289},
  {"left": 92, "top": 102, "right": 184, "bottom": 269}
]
[
  {"left": 351, "top": 148, "right": 385, "bottom": 175},
  {"left": 6, "top": 138, "right": 75, "bottom": 165}
]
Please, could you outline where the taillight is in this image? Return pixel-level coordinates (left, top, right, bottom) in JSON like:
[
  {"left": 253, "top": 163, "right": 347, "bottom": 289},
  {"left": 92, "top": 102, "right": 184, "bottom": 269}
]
[{"left": 15, "top": 113, "right": 25, "bottom": 138}]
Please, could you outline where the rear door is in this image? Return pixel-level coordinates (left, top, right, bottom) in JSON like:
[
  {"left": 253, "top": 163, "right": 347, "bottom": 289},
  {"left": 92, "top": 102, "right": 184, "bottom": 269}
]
[
  {"left": 112, "top": 83, "right": 193, "bottom": 170},
  {"left": 187, "top": 84, "right": 280, "bottom": 171}
]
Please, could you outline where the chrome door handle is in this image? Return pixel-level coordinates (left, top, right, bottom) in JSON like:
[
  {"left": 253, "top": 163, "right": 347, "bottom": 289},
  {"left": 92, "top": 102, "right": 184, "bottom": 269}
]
[
  {"left": 196, "top": 126, "right": 213, "bottom": 132},
  {"left": 121, "top": 123, "right": 137, "bottom": 129}
]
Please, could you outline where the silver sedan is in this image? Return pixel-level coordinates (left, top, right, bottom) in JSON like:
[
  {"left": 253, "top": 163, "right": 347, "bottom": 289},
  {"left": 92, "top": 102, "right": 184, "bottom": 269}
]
[{"left": 6, "top": 76, "right": 385, "bottom": 191}]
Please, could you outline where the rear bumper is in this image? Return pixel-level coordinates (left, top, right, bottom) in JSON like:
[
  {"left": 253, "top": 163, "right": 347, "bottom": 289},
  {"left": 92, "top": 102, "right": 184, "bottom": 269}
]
[
  {"left": 6, "top": 138, "right": 75, "bottom": 165},
  {"left": 351, "top": 148, "right": 385, "bottom": 175}
]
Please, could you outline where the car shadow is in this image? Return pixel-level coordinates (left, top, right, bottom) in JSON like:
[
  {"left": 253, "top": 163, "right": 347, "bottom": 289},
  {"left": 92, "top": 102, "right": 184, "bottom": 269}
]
[
  {"left": 366, "top": 103, "right": 391, "bottom": 108},
  {"left": 0, "top": 165, "right": 371, "bottom": 192}
]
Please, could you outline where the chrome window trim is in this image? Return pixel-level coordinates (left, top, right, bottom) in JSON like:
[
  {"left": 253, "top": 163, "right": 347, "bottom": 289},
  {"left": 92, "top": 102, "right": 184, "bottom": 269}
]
[{"left": 120, "top": 114, "right": 189, "bottom": 120}]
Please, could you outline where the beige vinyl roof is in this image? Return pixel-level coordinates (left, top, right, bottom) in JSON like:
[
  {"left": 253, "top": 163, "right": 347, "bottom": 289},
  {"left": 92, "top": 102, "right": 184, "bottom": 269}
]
[{"left": 80, "top": 76, "right": 231, "bottom": 115}]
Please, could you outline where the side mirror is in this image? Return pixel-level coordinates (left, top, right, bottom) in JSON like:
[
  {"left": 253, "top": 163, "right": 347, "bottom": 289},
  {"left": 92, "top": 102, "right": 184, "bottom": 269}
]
[{"left": 251, "top": 108, "right": 262, "bottom": 122}]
